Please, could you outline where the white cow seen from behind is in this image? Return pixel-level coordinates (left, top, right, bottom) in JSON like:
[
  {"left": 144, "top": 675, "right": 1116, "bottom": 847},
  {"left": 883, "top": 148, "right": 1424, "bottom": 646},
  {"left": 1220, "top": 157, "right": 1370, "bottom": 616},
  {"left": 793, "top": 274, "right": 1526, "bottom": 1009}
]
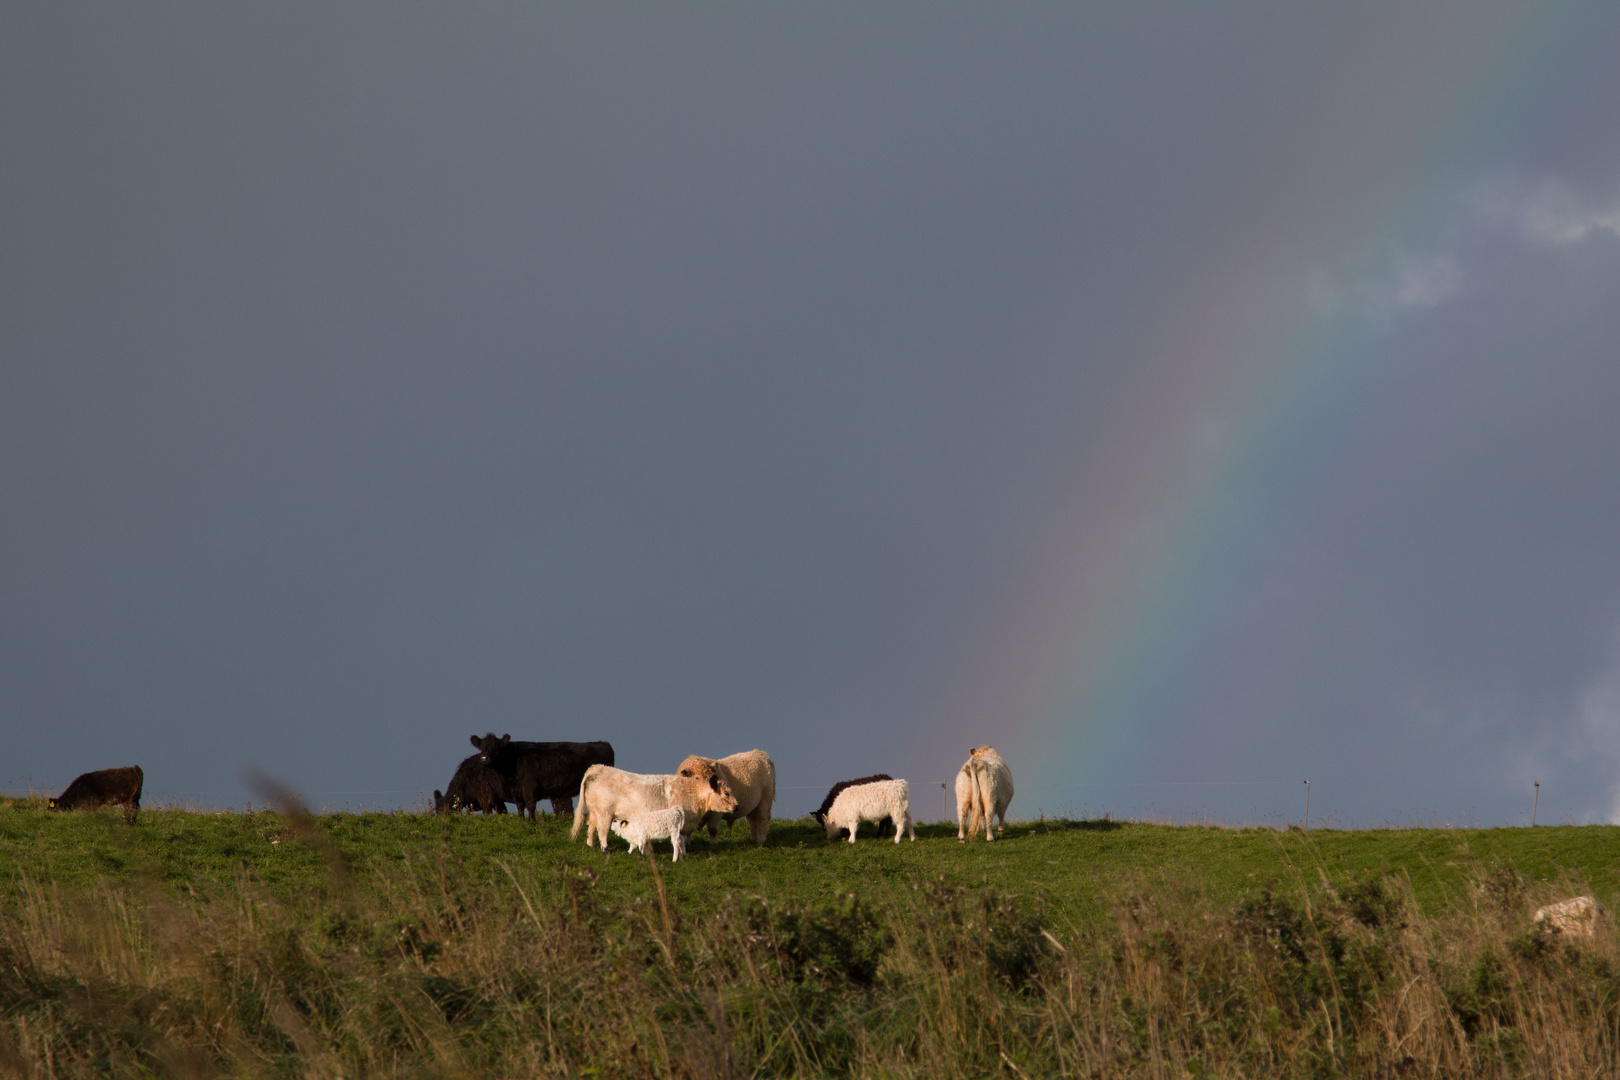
[{"left": 956, "top": 746, "right": 1014, "bottom": 842}]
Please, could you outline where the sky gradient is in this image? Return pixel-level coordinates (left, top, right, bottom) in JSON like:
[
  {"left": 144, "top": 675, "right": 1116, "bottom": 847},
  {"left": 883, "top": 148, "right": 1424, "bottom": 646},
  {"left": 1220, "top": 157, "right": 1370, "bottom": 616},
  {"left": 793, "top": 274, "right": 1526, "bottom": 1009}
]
[{"left": 5, "top": 3, "right": 1620, "bottom": 825}]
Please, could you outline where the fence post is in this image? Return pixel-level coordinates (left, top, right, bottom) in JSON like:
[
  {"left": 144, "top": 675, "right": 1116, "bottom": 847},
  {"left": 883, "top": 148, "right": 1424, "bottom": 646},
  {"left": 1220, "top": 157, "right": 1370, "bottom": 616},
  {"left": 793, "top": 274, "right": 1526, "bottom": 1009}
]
[
  {"left": 1303, "top": 779, "right": 1310, "bottom": 831},
  {"left": 1532, "top": 780, "right": 1539, "bottom": 827}
]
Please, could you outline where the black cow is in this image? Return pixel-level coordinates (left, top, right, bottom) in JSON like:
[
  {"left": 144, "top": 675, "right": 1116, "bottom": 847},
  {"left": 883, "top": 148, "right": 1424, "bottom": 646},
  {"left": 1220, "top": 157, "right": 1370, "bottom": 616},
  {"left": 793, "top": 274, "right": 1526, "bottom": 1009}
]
[
  {"left": 433, "top": 754, "right": 509, "bottom": 815},
  {"left": 811, "top": 773, "right": 895, "bottom": 837},
  {"left": 471, "top": 733, "right": 615, "bottom": 820},
  {"left": 50, "top": 765, "right": 144, "bottom": 824}
]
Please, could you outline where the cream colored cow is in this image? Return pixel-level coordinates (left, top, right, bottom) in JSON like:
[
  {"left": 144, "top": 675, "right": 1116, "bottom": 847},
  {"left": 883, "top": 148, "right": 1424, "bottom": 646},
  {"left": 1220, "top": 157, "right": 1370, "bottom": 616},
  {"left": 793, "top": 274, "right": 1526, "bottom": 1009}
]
[
  {"left": 822, "top": 778, "right": 915, "bottom": 844},
  {"left": 571, "top": 765, "right": 738, "bottom": 851},
  {"left": 955, "top": 745, "right": 1014, "bottom": 842},
  {"left": 676, "top": 749, "right": 777, "bottom": 843}
]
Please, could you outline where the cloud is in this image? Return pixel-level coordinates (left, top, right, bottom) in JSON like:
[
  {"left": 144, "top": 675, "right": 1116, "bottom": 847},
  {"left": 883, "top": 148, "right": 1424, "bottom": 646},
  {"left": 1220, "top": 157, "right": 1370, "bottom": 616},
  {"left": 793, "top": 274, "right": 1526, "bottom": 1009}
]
[
  {"left": 1314, "top": 172, "right": 1620, "bottom": 323},
  {"left": 1470, "top": 175, "right": 1620, "bottom": 246},
  {"left": 1387, "top": 251, "right": 1462, "bottom": 310},
  {"left": 1307, "top": 249, "right": 1461, "bottom": 317}
]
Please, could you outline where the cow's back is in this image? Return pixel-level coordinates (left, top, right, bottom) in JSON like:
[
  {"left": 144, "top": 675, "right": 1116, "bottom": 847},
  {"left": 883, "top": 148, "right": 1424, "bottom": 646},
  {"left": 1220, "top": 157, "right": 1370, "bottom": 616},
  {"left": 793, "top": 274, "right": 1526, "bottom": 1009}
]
[
  {"left": 54, "top": 766, "right": 143, "bottom": 819},
  {"left": 975, "top": 750, "right": 1014, "bottom": 809},
  {"left": 815, "top": 773, "right": 892, "bottom": 823},
  {"left": 718, "top": 750, "right": 775, "bottom": 806},
  {"left": 522, "top": 741, "right": 615, "bottom": 792}
]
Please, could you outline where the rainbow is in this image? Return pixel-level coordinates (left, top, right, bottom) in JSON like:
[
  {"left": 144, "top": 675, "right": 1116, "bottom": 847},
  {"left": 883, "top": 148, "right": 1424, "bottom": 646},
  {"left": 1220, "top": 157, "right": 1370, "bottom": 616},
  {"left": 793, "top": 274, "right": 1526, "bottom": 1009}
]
[{"left": 927, "top": 3, "right": 1596, "bottom": 812}]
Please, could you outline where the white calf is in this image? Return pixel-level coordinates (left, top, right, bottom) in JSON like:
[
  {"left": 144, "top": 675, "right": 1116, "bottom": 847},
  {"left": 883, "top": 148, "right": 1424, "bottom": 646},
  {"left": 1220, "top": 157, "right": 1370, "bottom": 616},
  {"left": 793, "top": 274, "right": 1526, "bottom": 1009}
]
[
  {"left": 822, "top": 779, "right": 915, "bottom": 844},
  {"left": 610, "top": 807, "right": 688, "bottom": 861}
]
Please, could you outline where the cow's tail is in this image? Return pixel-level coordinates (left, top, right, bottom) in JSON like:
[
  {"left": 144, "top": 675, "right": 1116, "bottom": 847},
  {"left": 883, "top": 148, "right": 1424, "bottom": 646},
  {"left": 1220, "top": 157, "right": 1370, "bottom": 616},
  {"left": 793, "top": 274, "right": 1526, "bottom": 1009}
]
[
  {"left": 973, "top": 761, "right": 998, "bottom": 839},
  {"left": 954, "top": 766, "right": 973, "bottom": 834},
  {"left": 571, "top": 766, "right": 598, "bottom": 841}
]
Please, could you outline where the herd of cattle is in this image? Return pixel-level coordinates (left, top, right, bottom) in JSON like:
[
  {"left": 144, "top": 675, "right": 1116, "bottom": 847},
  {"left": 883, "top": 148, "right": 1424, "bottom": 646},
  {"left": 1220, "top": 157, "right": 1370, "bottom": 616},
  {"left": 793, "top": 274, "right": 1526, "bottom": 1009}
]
[
  {"left": 435, "top": 735, "right": 1015, "bottom": 858},
  {"left": 43, "top": 741, "right": 1016, "bottom": 859}
]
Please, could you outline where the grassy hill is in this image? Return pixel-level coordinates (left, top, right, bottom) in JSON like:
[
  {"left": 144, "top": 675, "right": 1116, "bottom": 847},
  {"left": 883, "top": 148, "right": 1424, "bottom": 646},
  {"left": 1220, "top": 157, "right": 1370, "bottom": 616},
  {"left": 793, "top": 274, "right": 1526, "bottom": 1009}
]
[{"left": 2, "top": 798, "right": 1617, "bottom": 1077}]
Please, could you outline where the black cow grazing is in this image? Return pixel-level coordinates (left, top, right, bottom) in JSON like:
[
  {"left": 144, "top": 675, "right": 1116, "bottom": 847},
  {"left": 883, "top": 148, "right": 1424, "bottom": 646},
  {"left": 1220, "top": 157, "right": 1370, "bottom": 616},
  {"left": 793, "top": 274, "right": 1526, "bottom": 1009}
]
[
  {"left": 433, "top": 754, "right": 509, "bottom": 815},
  {"left": 471, "top": 733, "right": 615, "bottom": 819},
  {"left": 812, "top": 774, "right": 895, "bottom": 837},
  {"left": 50, "top": 765, "right": 144, "bottom": 824}
]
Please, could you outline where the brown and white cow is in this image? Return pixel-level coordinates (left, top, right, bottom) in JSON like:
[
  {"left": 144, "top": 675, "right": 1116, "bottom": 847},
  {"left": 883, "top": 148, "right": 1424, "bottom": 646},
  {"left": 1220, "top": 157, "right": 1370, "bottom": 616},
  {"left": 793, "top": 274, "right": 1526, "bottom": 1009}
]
[
  {"left": 955, "top": 745, "right": 1014, "bottom": 842},
  {"left": 571, "top": 764, "right": 739, "bottom": 851},
  {"left": 676, "top": 749, "right": 776, "bottom": 843}
]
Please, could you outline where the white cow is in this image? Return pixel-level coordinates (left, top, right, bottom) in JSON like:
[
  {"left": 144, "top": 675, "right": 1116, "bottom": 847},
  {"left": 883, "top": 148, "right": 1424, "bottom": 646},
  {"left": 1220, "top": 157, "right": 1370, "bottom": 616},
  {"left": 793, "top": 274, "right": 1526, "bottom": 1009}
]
[
  {"left": 676, "top": 749, "right": 777, "bottom": 843},
  {"left": 610, "top": 807, "right": 687, "bottom": 861},
  {"left": 956, "top": 745, "right": 1014, "bottom": 842},
  {"left": 572, "top": 765, "right": 738, "bottom": 851},
  {"left": 822, "top": 778, "right": 916, "bottom": 844}
]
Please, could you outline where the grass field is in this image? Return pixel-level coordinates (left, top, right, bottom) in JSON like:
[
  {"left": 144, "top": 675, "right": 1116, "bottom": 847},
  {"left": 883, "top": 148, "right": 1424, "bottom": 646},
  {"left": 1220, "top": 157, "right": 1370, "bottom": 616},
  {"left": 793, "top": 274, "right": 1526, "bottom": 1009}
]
[{"left": 2, "top": 796, "right": 1618, "bottom": 1077}]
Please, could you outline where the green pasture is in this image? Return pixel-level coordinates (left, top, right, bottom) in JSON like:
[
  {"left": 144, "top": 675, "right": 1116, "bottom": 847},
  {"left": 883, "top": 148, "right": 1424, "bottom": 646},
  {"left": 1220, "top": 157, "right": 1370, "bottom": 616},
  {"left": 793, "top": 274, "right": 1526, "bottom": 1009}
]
[{"left": 3, "top": 796, "right": 1614, "bottom": 920}]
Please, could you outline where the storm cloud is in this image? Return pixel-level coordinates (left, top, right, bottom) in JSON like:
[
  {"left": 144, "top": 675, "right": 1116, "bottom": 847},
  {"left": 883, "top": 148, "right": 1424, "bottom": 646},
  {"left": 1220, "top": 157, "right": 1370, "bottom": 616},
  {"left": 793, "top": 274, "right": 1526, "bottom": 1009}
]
[{"left": 4, "top": 3, "right": 1619, "bottom": 825}]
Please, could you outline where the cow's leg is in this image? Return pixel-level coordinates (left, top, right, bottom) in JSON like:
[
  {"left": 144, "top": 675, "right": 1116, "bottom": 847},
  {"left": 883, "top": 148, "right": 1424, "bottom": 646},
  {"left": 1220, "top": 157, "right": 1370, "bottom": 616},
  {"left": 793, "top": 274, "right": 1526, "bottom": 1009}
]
[
  {"left": 974, "top": 770, "right": 995, "bottom": 841},
  {"left": 847, "top": 820, "right": 858, "bottom": 844},
  {"left": 672, "top": 833, "right": 683, "bottom": 862},
  {"left": 747, "top": 804, "right": 770, "bottom": 844},
  {"left": 552, "top": 796, "right": 573, "bottom": 816}
]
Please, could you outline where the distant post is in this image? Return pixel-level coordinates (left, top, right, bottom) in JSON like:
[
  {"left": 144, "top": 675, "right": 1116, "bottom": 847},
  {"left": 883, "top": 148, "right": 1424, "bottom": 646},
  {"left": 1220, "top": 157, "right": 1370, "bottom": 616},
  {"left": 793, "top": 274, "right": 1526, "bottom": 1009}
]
[
  {"left": 1303, "top": 779, "right": 1310, "bottom": 831},
  {"left": 1532, "top": 780, "right": 1540, "bottom": 827},
  {"left": 943, "top": 781, "right": 950, "bottom": 825}
]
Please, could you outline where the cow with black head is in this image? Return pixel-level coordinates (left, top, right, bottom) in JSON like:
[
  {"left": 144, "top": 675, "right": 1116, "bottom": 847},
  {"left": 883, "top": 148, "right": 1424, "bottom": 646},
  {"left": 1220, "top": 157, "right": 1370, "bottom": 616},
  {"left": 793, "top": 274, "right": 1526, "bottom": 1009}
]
[
  {"left": 51, "top": 766, "right": 144, "bottom": 825},
  {"left": 433, "top": 753, "right": 508, "bottom": 814},
  {"left": 811, "top": 773, "right": 895, "bottom": 838},
  {"left": 471, "top": 733, "right": 615, "bottom": 819}
]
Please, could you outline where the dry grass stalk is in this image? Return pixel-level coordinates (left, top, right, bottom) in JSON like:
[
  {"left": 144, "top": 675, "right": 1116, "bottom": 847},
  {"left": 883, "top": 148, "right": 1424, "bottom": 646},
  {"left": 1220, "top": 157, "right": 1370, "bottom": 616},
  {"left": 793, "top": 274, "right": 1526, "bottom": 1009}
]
[{"left": 0, "top": 856, "right": 1616, "bottom": 1078}]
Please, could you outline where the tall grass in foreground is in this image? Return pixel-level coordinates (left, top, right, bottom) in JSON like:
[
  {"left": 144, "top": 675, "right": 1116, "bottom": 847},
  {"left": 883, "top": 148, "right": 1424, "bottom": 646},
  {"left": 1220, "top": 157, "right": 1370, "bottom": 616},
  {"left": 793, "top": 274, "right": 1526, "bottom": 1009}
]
[{"left": 1, "top": 849, "right": 1616, "bottom": 1078}]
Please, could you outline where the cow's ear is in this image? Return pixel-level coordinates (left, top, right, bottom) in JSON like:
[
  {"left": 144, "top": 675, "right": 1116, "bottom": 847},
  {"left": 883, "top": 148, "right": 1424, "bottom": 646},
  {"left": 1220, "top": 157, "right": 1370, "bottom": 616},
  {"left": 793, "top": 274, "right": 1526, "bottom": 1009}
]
[
  {"left": 471, "top": 735, "right": 484, "bottom": 750},
  {"left": 499, "top": 734, "right": 511, "bottom": 746}
]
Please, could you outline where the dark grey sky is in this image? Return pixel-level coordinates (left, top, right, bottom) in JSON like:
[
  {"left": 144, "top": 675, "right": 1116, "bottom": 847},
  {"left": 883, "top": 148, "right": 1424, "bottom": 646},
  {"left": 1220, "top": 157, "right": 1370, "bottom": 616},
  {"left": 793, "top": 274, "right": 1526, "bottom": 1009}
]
[{"left": 4, "top": 3, "right": 1619, "bottom": 825}]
